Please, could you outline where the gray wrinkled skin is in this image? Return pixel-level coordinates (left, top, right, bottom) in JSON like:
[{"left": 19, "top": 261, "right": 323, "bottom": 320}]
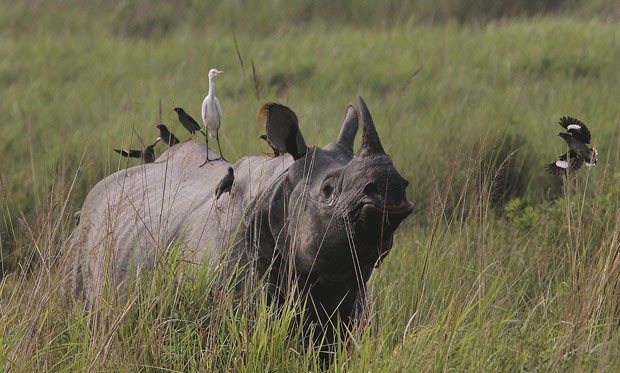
[
  {"left": 65, "top": 142, "right": 291, "bottom": 303},
  {"left": 64, "top": 97, "right": 414, "bottom": 352}
]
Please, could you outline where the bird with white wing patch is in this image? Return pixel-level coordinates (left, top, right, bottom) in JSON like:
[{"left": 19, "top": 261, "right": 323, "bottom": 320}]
[{"left": 546, "top": 116, "right": 598, "bottom": 175}]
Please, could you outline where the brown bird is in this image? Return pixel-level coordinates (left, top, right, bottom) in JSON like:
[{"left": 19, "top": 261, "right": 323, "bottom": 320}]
[
  {"left": 214, "top": 166, "right": 234, "bottom": 200},
  {"left": 113, "top": 137, "right": 160, "bottom": 164},
  {"left": 156, "top": 124, "right": 181, "bottom": 147},
  {"left": 546, "top": 116, "right": 598, "bottom": 175},
  {"left": 257, "top": 102, "right": 305, "bottom": 160},
  {"left": 174, "top": 107, "right": 206, "bottom": 138},
  {"left": 259, "top": 134, "right": 282, "bottom": 157}
]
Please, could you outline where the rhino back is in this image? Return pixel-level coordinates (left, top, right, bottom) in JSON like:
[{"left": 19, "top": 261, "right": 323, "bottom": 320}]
[{"left": 65, "top": 140, "right": 292, "bottom": 304}]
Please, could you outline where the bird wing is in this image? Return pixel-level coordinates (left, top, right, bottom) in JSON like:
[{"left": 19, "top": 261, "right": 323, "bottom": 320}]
[
  {"left": 214, "top": 177, "right": 226, "bottom": 199},
  {"left": 214, "top": 169, "right": 234, "bottom": 200},
  {"left": 201, "top": 95, "right": 208, "bottom": 127},
  {"left": 545, "top": 151, "right": 584, "bottom": 175},
  {"left": 559, "top": 116, "right": 591, "bottom": 144},
  {"left": 114, "top": 149, "right": 143, "bottom": 159},
  {"left": 156, "top": 125, "right": 179, "bottom": 146},
  {"left": 203, "top": 96, "right": 223, "bottom": 138},
  {"left": 181, "top": 110, "right": 201, "bottom": 131},
  {"left": 187, "top": 112, "right": 201, "bottom": 130},
  {"left": 213, "top": 96, "right": 223, "bottom": 137},
  {"left": 214, "top": 96, "right": 223, "bottom": 123},
  {"left": 214, "top": 185, "right": 223, "bottom": 199},
  {"left": 169, "top": 132, "right": 180, "bottom": 145}
]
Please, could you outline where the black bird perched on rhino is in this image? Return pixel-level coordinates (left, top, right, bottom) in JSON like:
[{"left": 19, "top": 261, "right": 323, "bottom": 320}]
[
  {"left": 546, "top": 116, "right": 598, "bottom": 175},
  {"left": 174, "top": 107, "right": 207, "bottom": 138},
  {"left": 64, "top": 97, "right": 413, "bottom": 361},
  {"left": 156, "top": 124, "right": 181, "bottom": 147},
  {"left": 214, "top": 166, "right": 234, "bottom": 200},
  {"left": 113, "top": 137, "right": 160, "bottom": 164}
]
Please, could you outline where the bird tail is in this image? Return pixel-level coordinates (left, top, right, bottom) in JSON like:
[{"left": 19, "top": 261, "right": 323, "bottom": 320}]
[{"left": 200, "top": 129, "right": 207, "bottom": 137}]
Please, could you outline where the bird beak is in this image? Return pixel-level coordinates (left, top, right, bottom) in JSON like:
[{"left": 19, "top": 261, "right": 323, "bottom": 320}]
[{"left": 217, "top": 70, "right": 224, "bottom": 75}]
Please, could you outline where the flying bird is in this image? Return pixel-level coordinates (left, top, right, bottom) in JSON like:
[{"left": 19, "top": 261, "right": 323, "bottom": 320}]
[
  {"left": 174, "top": 107, "right": 206, "bottom": 138},
  {"left": 546, "top": 116, "right": 598, "bottom": 175},
  {"left": 214, "top": 166, "right": 234, "bottom": 200},
  {"left": 156, "top": 124, "right": 181, "bottom": 147},
  {"left": 259, "top": 134, "right": 282, "bottom": 157},
  {"left": 200, "top": 68, "right": 225, "bottom": 167},
  {"left": 113, "top": 137, "right": 160, "bottom": 164}
]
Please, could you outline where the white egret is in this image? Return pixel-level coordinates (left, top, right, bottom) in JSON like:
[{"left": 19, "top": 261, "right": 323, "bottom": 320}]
[{"left": 200, "top": 68, "right": 225, "bottom": 166}]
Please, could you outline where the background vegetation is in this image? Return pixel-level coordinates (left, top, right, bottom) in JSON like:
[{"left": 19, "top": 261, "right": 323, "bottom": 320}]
[{"left": 1, "top": 0, "right": 619, "bottom": 370}]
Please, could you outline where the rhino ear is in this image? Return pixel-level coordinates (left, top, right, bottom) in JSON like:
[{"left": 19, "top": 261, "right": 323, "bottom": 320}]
[
  {"left": 336, "top": 104, "right": 358, "bottom": 152},
  {"left": 258, "top": 102, "right": 307, "bottom": 160}
]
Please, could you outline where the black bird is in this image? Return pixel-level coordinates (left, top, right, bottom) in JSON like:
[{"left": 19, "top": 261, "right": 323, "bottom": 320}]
[
  {"left": 546, "top": 116, "right": 598, "bottom": 175},
  {"left": 259, "top": 134, "right": 282, "bottom": 157},
  {"left": 156, "top": 124, "right": 181, "bottom": 147},
  {"left": 214, "top": 167, "right": 234, "bottom": 200},
  {"left": 174, "top": 107, "right": 206, "bottom": 138},
  {"left": 114, "top": 137, "right": 160, "bottom": 164}
]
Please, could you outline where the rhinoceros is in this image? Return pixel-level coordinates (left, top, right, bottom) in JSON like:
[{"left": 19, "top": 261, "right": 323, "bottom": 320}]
[{"left": 64, "top": 96, "right": 413, "bottom": 351}]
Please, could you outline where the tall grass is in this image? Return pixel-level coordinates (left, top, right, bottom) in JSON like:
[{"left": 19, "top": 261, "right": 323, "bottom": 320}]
[
  {"left": 4, "top": 132, "right": 620, "bottom": 370},
  {"left": 2, "top": 1, "right": 620, "bottom": 370}
]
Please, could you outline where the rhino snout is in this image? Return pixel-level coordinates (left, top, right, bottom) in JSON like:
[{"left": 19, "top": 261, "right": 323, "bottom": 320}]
[
  {"left": 359, "top": 198, "right": 414, "bottom": 227},
  {"left": 358, "top": 178, "right": 414, "bottom": 224}
]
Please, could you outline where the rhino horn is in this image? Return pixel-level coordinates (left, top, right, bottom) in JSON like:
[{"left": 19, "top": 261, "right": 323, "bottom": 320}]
[
  {"left": 336, "top": 104, "right": 358, "bottom": 152},
  {"left": 356, "top": 96, "right": 385, "bottom": 156}
]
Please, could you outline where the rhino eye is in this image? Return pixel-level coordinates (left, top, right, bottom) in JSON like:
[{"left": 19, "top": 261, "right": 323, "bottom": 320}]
[
  {"left": 363, "top": 182, "right": 379, "bottom": 196},
  {"left": 322, "top": 183, "right": 334, "bottom": 198}
]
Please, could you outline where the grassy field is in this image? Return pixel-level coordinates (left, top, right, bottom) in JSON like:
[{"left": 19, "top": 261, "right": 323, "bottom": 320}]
[{"left": 1, "top": 1, "right": 620, "bottom": 371}]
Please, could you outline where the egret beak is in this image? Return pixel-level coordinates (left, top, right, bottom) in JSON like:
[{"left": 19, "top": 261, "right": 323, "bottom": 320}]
[{"left": 217, "top": 70, "right": 224, "bottom": 75}]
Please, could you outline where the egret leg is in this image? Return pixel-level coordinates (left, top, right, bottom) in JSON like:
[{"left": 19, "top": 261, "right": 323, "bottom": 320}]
[
  {"left": 199, "top": 135, "right": 211, "bottom": 167},
  {"left": 215, "top": 135, "right": 226, "bottom": 162}
]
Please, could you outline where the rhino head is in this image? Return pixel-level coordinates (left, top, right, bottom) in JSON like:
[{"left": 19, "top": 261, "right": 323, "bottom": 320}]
[{"left": 246, "top": 97, "right": 413, "bottom": 337}]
